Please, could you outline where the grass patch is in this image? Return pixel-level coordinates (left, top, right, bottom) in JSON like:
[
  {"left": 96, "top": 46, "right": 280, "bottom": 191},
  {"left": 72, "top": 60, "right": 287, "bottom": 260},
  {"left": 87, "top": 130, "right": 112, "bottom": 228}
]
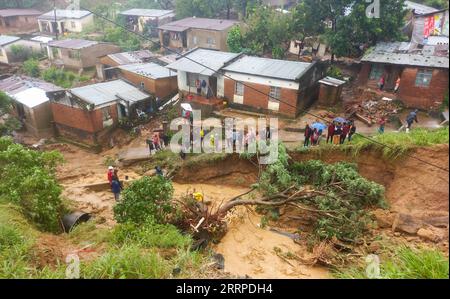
[
  {"left": 297, "top": 127, "right": 449, "bottom": 160},
  {"left": 185, "top": 152, "right": 228, "bottom": 169},
  {"left": 335, "top": 246, "right": 449, "bottom": 279},
  {"left": 111, "top": 221, "right": 192, "bottom": 249}
]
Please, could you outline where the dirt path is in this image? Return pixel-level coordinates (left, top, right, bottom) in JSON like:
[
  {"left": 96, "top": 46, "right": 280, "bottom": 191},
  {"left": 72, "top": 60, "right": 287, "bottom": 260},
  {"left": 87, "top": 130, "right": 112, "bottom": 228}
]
[{"left": 173, "top": 182, "right": 329, "bottom": 279}]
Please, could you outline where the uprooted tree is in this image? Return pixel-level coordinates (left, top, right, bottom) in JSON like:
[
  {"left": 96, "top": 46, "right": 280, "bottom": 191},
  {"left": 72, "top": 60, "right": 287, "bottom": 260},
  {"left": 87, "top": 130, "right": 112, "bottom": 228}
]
[{"left": 176, "top": 143, "right": 386, "bottom": 244}]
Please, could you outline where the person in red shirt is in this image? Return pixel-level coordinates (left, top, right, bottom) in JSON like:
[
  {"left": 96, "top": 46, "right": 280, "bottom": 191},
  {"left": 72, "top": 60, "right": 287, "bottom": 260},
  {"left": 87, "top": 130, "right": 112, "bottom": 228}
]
[
  {"left": 341, "top": 122, "right": 350, "bottom": 144},
  {"left": 327, "top": 122, "right": 335, "bottom": 144},
  {"left": 107, "top": 166, "right": 114, "bottom": 186}
]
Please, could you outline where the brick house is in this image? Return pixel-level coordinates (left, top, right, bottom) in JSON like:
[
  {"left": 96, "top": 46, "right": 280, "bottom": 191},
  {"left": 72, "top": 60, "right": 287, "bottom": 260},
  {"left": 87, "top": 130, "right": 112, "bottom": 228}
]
[
  {"left": 38, "top": 10, "right": 94, "bottom": 35},
  {"left": 222, "top": 56, "right": 324, "bottom": 117},
  {"left": 167, "top": 48, "right": 324, "bottom": 117},
  {"left": 49, "top": 80, "right": 150, "bottom": 145},
  {"left": 0, "top": 9, "right": 41, "bottom": 34},
  {"left": 116, "top": 63, "right": 178, "bottom": 99},
  {"left": 0, "top": 76, "right": 63, "bottom": 138},
  {"left": 97, "top": 50, "right": 159, "bottom": 80},
  {"left": 47, "top": 39, "right": 121, "bottom": 70},
  {"left": 359, "top": 42, "right": 449, "bottom": 110},
  {"left": 119, "top": 9, "right": 175, "bottom": 37},
  {"left": 158, "top": 17, "right": 239, "bottom": 51}
]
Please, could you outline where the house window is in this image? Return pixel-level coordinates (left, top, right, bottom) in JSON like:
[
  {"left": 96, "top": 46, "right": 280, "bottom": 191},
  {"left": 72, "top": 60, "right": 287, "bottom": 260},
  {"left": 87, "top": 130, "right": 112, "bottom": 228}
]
[
  {"left": 235, "top": 82, "right": 244, "bottom": 96},
  {"left": 269, "top": 86, "right": 281, "bottom": 101},
  {"left": 206, "top": 37, "right": 216, "bottom": 45},
  {"left": 268, "top": 86, "right": 281, "bottom": 111},
  {"left": 187, "top": 72, "right": 199, "bottom": 88},
  {"left": 102, "top": 107, "right": 112, "bottom": 121},
  {"left": 192, "top": 36, "right": 198, "bottom": 45},
  {"left": 71, "top": 21, "right": 76, "bottom": 29},
  {"left": 369, "top": 65, "right": 383, "bottom": 80},
  {"left": 415, "top": 68, "right": 433, "bottom": 87},
  {"left": 68, "top": 50, "right": 81, "bottom": 60},
  {"left": 140, "top": 82, "right": 145, "bottom": 90}
]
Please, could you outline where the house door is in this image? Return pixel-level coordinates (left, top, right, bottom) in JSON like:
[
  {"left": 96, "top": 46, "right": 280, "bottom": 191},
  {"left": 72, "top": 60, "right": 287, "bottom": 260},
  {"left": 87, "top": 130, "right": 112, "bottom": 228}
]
[
  {"left": 118, "top": 103, "right": 128, "bottom": 119},
  {"left": 51, "top": 21, "right": 58, "bottom": 33},
  {"left": 209, "top": 76, "right": 217, "bottom": 98}
]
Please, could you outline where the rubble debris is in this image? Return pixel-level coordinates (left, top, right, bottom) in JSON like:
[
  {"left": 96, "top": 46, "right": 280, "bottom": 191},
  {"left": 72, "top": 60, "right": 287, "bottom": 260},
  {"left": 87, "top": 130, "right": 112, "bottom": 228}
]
[{"left": 346, "top": 97, "right": 402, "bottom": 126}]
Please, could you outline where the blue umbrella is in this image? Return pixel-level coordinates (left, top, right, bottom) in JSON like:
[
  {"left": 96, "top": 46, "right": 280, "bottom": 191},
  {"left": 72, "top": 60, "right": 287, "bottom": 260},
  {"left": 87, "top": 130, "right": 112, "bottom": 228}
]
[
  {"left": 311, "top": 122, "right": 327, "bottom": 131},
  {"left": 333, "top": 117, "right": 347, "bottom": 123}
]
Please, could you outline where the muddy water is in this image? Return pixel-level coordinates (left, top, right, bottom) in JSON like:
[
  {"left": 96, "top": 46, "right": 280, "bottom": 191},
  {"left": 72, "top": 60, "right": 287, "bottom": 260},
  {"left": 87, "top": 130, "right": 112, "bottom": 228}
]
[{"left": 173, "top": 183, "right": 330, "bottom": 279}]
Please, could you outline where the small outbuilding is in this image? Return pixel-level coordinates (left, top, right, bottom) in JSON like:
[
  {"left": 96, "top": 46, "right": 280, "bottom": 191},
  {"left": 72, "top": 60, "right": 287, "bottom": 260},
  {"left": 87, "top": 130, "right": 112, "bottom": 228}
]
[
  {"left": 0, "top": 76, "right": 64, "bottom": 137},
  {"left": 317, "top": 77, "right": 346, "bottom": 106}
]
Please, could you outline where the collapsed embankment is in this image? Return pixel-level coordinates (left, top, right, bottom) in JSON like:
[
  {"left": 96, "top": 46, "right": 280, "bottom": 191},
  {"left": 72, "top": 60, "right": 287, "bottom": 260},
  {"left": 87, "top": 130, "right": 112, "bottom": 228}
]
[
  {"left": 174, "top": 145, "right": 449, "bottom": 241},
  {"left": 174, "top": 145, "right": 449, "bottom": 220}
]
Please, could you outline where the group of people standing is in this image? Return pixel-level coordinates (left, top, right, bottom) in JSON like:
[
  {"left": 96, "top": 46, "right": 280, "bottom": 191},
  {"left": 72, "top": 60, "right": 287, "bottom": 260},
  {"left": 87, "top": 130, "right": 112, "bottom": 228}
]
[
  {"left": 378, "top": 76, "right": 401, "bottom": 94},
  {"left": 147, "top": 131, "right": 169, "bottom": 155},
  {"left": 327, "top": 121, "right": 356, "bottom": 145},
  {"left": 304, "top": 120, "right": 356, "bottom": 147}
]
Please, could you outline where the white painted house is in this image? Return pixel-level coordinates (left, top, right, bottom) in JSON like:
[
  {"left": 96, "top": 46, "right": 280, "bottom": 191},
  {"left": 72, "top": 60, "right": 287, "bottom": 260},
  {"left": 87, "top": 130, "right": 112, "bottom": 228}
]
[{"left": 38, "top": 10, "right": 94, "bottom": 34}]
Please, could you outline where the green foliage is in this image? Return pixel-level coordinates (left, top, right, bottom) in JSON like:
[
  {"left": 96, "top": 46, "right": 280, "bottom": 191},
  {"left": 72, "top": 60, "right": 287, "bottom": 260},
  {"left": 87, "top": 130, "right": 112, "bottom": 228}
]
[
  {"left": 103, "top": 27, "right": 141, "bottom": 51},
  {"left": 347, "top": 127, "right": 449, "bottom": 159},
  {"left": 292, "top": 0, "right": 407, "bottom": 58},
  {"left": 257, "top": 143, "right": 292, "bottom": 195},
  {"left": 41, "top": 67, "right": 89, "bottom": 88},
  {"left": 292, "top": 160, "right": 385, "bottom": 240},
  {"left": 326, "top": 65, "right": 345, "bottom": 80},
  {"left": 227, "top": 26, "right": 244, "bottom": 53},
  {"left": 111, "top": 219, "right": 192, "bottom": 249},
  {"left": 254, "top": 143, "right": 385, "bottom": 241},
  {"left": 335, "top": 246, "right": 449, "bottom": 279},
  {"left": 417, "top": 0, "right": 449, "bottom": 9},
  {"left": 114, "top": 176, "right": 174, "bottom": 225},
  {"left": 9, "top": 45, "right": 31, "bottom": 61},
  {"left": 0, "top": 137, "right": 64, "bottom": 232},
  {"left": 0, "top": 91, "right": 12, "bottom": 115},
  {"left": 175, "top": 0, "right": 227, "bottom": 18},
  {"left": 0, "top": 117, "right": 22, "bottom": 136},
  {"left": 22, "top": 59, "right": 40, "bottom": 77},
  {"left": 242, "top": 6, "right": 293, "bottom": 57},
  {"left": 82, "top": 244, "right": 171, "bottom": 278}
]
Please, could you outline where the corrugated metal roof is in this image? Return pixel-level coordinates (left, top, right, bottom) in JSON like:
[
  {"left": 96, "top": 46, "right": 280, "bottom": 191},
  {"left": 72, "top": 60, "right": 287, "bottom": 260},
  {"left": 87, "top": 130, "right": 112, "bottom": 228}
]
[
  {"left": 48, "top": 39, "right": 98, "bottom": 49},
  {"left": 0, "top": 76, "right": 63, "bottom": 108},
  {"left": 404, "top": 1, "right": 439, "bottom": 14},
  {"left": 361, "top": 42, "right": 449, "bottom": 69},
  {"left": 0, "top": 9, "right": 42, "bottom": 17},
  {"left": 319, "top": 77, "right": 346, "bottom": 87},
  {"left": 0, "top": 76, "right": 63, "bottom": 94},
  {"left": 0, "top": 35, "right": 20, "bottom": 46},
  {"left": 223, "top": 56, "right": 312, "bottom": 81},
  {"left": 157, "top": 54, "right": 181, "bottom": 65},
  {"left": 119, "top": 63, "right": 177, "bottom": 79},
  {"left": 119, "top": 9, "right": 174, "bottom": 18},
  {"left": 106, "top": 50, "right": 156, "bottom": 65},
  {"left": 166, "top": 48, "right": 240, "bottom": 76},
  {"left": 38, "top": 10, "right": 92, "bottom": 20},
  {"left": 159, "top": 17, "right": 239, "bottom": 32},
  {"left": 69, "top": 80, "right": 150, "bottom": 106}
]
